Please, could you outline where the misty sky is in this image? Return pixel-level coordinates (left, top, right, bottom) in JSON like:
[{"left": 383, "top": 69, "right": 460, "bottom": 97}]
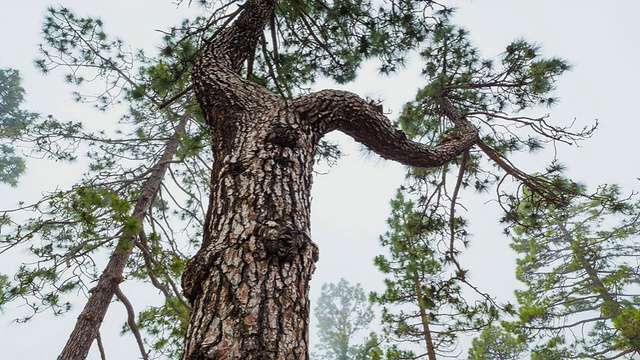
[{"left": 1, "top": 1, "right": 639, "bottom": 358}]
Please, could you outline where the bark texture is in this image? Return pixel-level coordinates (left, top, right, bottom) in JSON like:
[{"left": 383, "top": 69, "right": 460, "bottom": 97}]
[
  {"left": 182, "top": 1, "right": 478, "bottom": 359},
  {"left": 58, "top": 114, "right": 189, "bottom": 360}
]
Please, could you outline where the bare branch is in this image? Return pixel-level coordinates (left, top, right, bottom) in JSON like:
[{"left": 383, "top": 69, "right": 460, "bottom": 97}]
[{"left": 114, "top": 285, "right": 149, "bottom": 360}]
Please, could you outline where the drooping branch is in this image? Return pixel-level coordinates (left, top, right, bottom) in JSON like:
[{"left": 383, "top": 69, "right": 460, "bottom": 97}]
[
  {"left": 293, "top": 89, "right": 479, "bottom": 167},
  {"left": 476, "top": 139, "right": 578, "bottom": 205}
]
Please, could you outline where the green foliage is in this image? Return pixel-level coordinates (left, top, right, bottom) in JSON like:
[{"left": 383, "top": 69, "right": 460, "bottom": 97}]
[
  {"left": 2, "top": 6, "right": 206, "bottom": 357},
  {"left": 314, "top": 278, "right": 375, "bottom": 360},
  {"left": 401, "top": 24, "right": 573, "bottom": 142},
  {"left": 352, "top": 332, "right": 384, "bottom": 360},
  {"left": 612, "top": 306, "right": 640, "bottom": 351},
  {"left": 467, "top": 326, "right": 527, "bottom": 360},
  {"left": 371, "top": 188, "right": 496, "bottom": 357},
  {"left": 397, "top": 20, "right": 593, "bottom": 209},
  {"left": 36, "top": 7, "right": 131, "bottom": 109},
  {"left": 162, "top": 0, "right": 448, "bottom": 97},
  {"left": 0, "top": 273, "right": 14, "bottom": 310},
  {"left": 0, "top": 69, "right": 34, "bottom": 132},
  {"left": 268, "top": 1, "right": 441, "bottom": 88},
  {"left": 0, "top": 184, "right": 152, "bottom": 320},
  {"left": 0, "top": 68, "right": 38, "bottom": 186},
  {"left": 0, "top": 144, "right": 25, "bottom": 187},
  {"left": 350, "top": 330, "right": 417, "bottom": 360},
  {"left": 505, "top": 184, "right": 640, "bottom": 358},
  {"left": 420, "top": 27, "right": 570, "bottom": 112}
]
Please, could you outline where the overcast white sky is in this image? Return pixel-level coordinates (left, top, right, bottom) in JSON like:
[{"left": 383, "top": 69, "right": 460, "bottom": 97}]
[{"left": 1, "top": 1, "right": 639, "bottom": 359}]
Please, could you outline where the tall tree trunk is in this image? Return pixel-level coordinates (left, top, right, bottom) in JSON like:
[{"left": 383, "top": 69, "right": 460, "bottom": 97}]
[
  {"left": 58, "top": 114, "right": 189, "bottom": 360},
  {"left": 180, "top": 104, "right": 320, "bottom": 358},
  {"left": 181, "top": 1, "right": 478, "bottom": 359},
  {"left": 413, "top": 273, "right": 437, "bottom": 360}
]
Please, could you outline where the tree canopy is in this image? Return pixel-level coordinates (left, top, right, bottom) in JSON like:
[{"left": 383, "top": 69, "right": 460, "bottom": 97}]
[{"left": 0, "top": 1, "right": 637, "bottom": 359}]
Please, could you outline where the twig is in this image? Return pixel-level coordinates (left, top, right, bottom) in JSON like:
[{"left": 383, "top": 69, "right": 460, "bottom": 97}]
[
  {"left": 158, "top": 84, "right": 194, "bottom": 110},
  {"left": 96, "top": 331, "right": 107, "bottom": 360},
  {"left": 448, "top": 150, "right": 468, "bottom": 266},
  {"left": 114, "top": 285, "right": 149, "bottom": 360}
]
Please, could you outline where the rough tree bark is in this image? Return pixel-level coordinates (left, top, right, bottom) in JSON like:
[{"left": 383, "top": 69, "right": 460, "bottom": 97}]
[
  {"left": 181, "top": 1, "right": 478, "bottom": 359},
  {"left": 58, "top": 113, "right": 189, "bottom": 360}
]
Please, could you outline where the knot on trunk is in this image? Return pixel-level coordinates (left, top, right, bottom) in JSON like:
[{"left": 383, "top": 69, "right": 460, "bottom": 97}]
[
  {"left": 256, "top": 221, "right": 315, "bottom": 262},
  {"left": 182, "top": 251, "right": 216, "bottom": 303},
  {"left": 265, "top": 126, "right": 303, "bottom": 149}
]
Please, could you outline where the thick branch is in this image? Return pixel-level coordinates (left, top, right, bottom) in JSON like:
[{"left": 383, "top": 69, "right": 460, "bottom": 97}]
[
  {"left": 294, "top": 89, "right": 478, "bottom": 167},
  {"left": 204, "top": 0, "right": 276, "bottom": 72},
  {"left": 192, "top": 1, "right": 279, "bottom": 123}
]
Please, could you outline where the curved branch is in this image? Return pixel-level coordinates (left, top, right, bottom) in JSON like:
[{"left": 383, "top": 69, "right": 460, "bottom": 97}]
[
  {"left": 137, "top": 229, "right": 191, "bottom": 312},
  {"left": 114, "top": 285, "right": 149, "bottom": 360},
  {"left": 294, "top": 89, "right": 478, "bottom": 168}
]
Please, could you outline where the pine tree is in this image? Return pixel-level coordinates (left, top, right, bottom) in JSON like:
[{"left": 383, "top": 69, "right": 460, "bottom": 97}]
[
  {"left": 2, "top": 7, "right": 206, "bottom": 359},
  {"left": 371, "top": 189, "right": 497, "bottom": 359},
  {"left": 504, "top": 183, "right": 640, "bottom": 359},
  {"left": 313, "top": 279, "right": 374, "bottom": 360},
  {"left": 467, "top": 326, "right": 527, "bottom": 360},
  {"left": 0, "top": 1, "right": 600, "bottom": 358}
]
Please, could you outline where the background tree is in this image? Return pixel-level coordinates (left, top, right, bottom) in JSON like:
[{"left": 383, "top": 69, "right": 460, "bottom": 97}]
[
  {"left": 502, "top": 183, "right": 640, "bottom": 359},
  {"left": 313, "top": 278, "right": 374, "bottom": 360},
  {"left": 0, "top": 69, "right": 36, "bottom": 308},
  {"left": 371, "top": 188, "right": 497, "bottom": 360},
  {"left": 0, "top": 68, "right": 38, "bottom": 186},
  {"left": 365, "top": 14, "right": 595, "bottom": 358},
  {"left": 467, "top": 326, "right": 527, "bottom": 360}
]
